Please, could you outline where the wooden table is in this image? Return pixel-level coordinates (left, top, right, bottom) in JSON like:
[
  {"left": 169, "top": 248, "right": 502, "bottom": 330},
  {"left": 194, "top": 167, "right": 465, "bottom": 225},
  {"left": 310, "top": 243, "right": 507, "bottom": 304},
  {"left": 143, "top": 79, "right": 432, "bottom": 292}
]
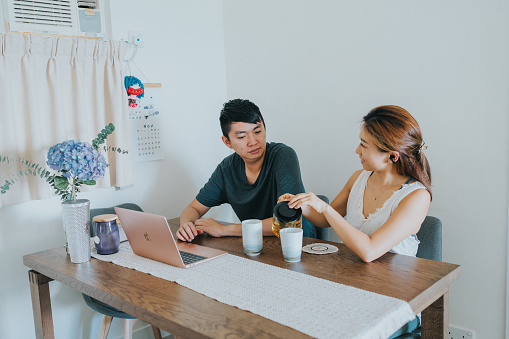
[{"left": 24, "top": 218, "right": 460, "bottom": 339}]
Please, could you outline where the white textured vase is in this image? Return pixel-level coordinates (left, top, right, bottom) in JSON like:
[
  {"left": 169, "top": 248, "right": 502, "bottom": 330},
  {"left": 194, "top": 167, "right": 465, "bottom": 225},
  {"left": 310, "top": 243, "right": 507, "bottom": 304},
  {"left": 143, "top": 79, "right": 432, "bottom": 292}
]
[{"left": 61, "top": 199, "right": 91, "bottom": 263}]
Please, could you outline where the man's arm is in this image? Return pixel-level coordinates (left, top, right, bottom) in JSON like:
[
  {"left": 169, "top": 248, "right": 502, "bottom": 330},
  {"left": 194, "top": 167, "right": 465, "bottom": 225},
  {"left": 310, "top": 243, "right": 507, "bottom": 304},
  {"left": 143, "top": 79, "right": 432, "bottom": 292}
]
[
  {"left": 180, "top": 198, "right": 210, "bottom": 226},
  {"left": 178, "top": 160, "right": 230, "bottom": 241},
  {"left": 260, "top": 217, "right": 275, "bottom": 236},
  {"left": 179, "top": 198, "right": 274, "bottom": 239},
  {"left": 274, "top": 146, "right": 306, "bottom": 198},
  {"left": 194, "top": 216, "right": 274, "bottom": 237},
  {"left": 177, "top": 198, "right": 210, "bottom": 241}
]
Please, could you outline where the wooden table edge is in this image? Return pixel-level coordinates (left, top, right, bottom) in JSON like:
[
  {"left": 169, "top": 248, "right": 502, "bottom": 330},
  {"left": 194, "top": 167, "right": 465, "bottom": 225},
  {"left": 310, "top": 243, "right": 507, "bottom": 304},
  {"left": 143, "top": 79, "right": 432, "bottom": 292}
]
[
  {"left": 410, "top": 265, "right": 461, "bottom": 314},
  {"left": 23, "top": 250, "right": 310, "bottom": 339}
]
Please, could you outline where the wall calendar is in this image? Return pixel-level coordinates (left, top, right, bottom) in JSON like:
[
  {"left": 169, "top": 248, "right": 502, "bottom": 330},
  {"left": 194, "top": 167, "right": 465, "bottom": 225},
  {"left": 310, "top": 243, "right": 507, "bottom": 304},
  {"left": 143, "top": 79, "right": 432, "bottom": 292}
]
[{"left": 128, "top": 83, "right": 164, "bottom": 162}]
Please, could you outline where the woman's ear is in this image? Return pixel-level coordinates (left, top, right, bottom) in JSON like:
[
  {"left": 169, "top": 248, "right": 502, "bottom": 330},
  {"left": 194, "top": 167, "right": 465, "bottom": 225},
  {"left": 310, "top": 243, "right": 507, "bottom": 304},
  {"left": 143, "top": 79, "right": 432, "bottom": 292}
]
[{"left": 389, "top": 152, "right": 400, "bottom": 163}]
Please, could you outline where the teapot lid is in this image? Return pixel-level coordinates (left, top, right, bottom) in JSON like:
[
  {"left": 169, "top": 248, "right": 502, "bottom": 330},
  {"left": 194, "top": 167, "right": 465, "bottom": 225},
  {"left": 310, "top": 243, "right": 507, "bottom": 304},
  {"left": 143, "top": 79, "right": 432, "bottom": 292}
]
[{"left": 273, "top": 201, "right": 302, "bottom": 222}]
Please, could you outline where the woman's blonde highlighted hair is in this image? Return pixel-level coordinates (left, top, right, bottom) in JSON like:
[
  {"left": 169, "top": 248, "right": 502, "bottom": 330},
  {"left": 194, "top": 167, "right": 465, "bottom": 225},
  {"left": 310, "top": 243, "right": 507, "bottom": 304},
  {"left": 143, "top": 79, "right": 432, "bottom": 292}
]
[{"left": 362, "top": 105, "right": 432, "bottom": 199}]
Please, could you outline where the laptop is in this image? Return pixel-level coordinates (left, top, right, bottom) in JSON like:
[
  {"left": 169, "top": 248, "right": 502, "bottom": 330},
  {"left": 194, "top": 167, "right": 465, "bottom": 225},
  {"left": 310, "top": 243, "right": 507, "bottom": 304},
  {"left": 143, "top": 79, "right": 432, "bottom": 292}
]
[{"left": 114, "top": 207, "right": 227, "bottom": 268}]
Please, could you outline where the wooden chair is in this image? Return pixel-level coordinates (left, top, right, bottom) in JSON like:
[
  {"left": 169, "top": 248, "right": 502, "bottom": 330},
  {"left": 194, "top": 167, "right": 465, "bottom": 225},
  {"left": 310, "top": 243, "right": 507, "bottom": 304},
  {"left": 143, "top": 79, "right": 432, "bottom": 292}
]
[{"left": 83, "top": 203, "right": 163, "bottom": 339}]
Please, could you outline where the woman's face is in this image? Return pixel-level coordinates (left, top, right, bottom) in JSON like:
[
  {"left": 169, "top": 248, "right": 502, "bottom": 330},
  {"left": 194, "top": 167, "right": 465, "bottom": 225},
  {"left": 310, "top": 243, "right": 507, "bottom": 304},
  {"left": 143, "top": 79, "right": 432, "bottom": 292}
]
[{"left": 355, "top": 129, "right": 389, "bottom": 171}]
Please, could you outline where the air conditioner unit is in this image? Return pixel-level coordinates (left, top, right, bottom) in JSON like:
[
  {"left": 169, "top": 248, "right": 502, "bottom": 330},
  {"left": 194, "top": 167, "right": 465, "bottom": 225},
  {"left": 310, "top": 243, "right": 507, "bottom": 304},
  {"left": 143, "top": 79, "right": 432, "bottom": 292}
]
[{"left": 2, "top": 0, "right": 111, "bottom": 38}]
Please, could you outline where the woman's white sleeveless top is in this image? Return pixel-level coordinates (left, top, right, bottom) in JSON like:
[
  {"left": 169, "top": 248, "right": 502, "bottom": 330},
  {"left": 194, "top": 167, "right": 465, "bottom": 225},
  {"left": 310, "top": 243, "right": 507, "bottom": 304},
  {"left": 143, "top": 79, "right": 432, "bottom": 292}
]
[{"left": 344, "top": 170, "right": 426, "bottom": 256}]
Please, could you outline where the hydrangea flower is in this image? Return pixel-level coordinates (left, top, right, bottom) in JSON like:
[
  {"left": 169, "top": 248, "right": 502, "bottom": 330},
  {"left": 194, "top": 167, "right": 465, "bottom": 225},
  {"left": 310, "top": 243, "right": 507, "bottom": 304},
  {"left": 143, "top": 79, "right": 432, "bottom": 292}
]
[
  {"left": 47, "top": 140, "right": 107, "bottom": 181},
  {"left": 44, "top": 140, "right": 109, "bottom": 201},
  {"left": 1, "top": 123, "right": 125, "bottom": 201}
]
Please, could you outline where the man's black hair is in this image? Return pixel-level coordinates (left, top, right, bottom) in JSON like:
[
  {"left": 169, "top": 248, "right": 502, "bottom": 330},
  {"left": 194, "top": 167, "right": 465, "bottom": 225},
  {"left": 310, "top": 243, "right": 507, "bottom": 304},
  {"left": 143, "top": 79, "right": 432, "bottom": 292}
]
[{"left": 219, "top": 99, "right": 265, "bottom": 140}]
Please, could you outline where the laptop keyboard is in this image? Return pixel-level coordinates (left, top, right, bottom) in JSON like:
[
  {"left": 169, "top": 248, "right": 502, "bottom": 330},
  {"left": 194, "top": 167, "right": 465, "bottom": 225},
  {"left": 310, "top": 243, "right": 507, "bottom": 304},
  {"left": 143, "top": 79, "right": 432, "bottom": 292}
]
[{"left": 179, "top": 250, "right": 207, "bottom": 265}]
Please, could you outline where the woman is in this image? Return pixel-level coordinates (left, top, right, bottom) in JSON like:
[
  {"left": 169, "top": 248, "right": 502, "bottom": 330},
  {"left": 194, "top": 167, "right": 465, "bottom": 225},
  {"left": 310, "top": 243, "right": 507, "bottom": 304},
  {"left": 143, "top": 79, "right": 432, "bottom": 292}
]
[{"left": 281, "top": 105, "right": 431, "bottom": 263}]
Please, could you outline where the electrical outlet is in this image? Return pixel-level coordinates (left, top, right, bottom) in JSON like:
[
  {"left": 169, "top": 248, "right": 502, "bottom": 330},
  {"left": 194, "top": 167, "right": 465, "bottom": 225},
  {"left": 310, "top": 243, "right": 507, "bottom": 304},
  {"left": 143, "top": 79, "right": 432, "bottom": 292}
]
[
  {"left": 128, "top": 30, "right": 143, "bottom": 47},
  {"left": 449, "top": 326, "right": 474, "bottom": 339}
]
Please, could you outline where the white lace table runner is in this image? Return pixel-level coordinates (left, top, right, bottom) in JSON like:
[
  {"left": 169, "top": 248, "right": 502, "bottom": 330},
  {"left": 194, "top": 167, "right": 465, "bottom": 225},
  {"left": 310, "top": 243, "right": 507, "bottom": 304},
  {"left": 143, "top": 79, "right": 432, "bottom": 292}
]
[{"left": 92, "top": 242, "right": 415, "bottom": 339}]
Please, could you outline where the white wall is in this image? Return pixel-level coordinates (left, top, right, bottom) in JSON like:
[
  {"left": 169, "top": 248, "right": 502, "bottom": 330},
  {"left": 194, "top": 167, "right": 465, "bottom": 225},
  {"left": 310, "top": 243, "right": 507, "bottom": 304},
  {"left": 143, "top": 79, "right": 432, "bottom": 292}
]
[
  {"left": 0, "top": 1, "right": 230, "bottom": 338},
  {"left": 2, "top": 1, "right": 509, "bottom": 338},
  {"left": 222, "top": 1, "right": 509, "bottom": 338}
]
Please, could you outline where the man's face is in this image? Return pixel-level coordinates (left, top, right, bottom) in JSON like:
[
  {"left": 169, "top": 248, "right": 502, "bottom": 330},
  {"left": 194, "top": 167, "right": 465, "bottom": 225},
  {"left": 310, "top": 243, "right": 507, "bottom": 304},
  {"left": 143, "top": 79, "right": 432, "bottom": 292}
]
[{"left": 222, "top": 121, "right": 267, "bottom": 163}]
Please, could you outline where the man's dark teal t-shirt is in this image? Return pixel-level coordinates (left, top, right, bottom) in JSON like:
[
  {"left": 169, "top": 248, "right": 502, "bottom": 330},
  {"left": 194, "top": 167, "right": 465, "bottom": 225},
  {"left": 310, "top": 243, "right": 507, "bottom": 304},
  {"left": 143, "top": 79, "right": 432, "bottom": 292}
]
[{"left": 196, "top": 142, "right": 314, "bottom": 238}]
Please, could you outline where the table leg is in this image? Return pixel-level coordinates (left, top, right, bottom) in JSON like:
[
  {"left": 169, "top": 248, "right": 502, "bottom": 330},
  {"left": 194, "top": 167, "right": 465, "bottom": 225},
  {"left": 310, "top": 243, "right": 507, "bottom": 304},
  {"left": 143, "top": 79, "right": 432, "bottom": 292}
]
[
  {"left": 29, "top": 270, "right": 55, "bottom": 339},
  {"left": 421, "top": 291, "right": 449, "bottom": 339}
]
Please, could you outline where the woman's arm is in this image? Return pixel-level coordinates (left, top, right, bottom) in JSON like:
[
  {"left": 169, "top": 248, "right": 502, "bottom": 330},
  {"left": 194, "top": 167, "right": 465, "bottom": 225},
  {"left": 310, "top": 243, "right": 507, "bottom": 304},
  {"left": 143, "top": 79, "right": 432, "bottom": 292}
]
[
  {"left": 280, "top": 170, "right": 362, "bottom": 228},
  {"left": 328, "top": 189, "right": 430, "bottom": 262},
  {"left": 289, "top": 185, "right": 431, "bottom": 262}
]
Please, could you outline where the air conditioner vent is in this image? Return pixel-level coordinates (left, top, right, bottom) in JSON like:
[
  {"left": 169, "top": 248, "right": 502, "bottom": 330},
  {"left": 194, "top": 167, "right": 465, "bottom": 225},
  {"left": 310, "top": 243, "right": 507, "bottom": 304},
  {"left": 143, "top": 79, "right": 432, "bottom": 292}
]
[
  {"left": 77, "top": 0, "right": 96, "bottom": 9},
  {"left": 11, "top": 0, "right": 73, "bottom": 28},
  {"left": 5, "top": 0, "right": 110, "bottom": 38}
]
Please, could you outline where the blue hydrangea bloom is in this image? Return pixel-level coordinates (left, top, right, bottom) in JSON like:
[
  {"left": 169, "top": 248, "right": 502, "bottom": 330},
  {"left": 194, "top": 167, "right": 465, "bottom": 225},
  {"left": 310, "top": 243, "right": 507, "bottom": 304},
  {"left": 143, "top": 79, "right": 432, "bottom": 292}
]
[{"left": 46, "top": 140, "right": 107, "bottom": 181}]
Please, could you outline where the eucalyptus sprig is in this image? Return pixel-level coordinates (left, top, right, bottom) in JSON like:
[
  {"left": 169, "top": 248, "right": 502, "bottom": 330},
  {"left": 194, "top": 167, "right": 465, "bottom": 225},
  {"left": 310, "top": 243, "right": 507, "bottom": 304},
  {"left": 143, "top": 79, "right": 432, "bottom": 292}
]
[
  {"left": 0, "top": 156, "right": 55, "bottom": 194},
  {"left": 92, "top": 123, "right": 115, "bottom": 150},
  {"left": 1, "top": 123, "right": 127, "bottom": 201},
  {"left": 92, "top": 123, "right": 128, "bottom": 154}
]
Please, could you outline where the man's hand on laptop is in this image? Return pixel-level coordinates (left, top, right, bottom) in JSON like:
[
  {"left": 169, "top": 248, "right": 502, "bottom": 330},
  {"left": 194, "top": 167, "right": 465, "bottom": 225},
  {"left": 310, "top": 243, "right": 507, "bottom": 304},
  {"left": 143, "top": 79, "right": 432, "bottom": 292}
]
[
  {"left": 194, "top": 218, "right": 230, "bottom": 238},
  {"left": 177, "top": 218, "right": 237, "bottom": 241},
  {"left": 177, "top": 222, "right": 204, "bottom": 242}
]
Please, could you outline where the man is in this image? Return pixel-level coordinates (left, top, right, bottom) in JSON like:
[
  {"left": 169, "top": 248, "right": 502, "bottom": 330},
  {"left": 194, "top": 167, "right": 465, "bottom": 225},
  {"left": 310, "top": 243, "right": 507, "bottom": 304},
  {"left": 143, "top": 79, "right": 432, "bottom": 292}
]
[{"left": 177, "top": 98, "right": 313, "bottom": 241}]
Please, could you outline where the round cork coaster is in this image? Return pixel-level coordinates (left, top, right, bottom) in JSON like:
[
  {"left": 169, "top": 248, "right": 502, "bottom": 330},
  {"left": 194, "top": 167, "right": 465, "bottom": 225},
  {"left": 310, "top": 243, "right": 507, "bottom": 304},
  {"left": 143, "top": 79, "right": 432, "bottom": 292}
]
[{"left": 302, "top": 243, "right": 339, "bottom": 255}]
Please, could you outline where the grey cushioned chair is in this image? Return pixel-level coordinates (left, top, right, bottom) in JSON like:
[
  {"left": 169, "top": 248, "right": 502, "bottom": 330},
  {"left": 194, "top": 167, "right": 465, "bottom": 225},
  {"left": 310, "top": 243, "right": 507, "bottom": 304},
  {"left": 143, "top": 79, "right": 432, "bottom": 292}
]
[
  {"left": 83, "top": 203, "right": 162, "bottom": 339},
  {"left": 415, "top": 215, "right": 442, "bottom": 261},
  {"left": 392, "top": 215, "right": 442, "bottom": 339},
  {"left": 314, "top": 195, "right": 330, "bottom": 240}
]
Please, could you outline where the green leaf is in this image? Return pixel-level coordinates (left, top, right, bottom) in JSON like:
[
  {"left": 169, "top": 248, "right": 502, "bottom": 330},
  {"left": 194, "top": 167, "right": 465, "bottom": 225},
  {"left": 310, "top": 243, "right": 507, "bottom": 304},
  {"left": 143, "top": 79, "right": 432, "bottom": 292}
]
[
  {"left": 54, "top": 176, "right": 69, "bottom": 190},
  {"left": 84, "top": 180, "right": 96, "bottom": 185}
]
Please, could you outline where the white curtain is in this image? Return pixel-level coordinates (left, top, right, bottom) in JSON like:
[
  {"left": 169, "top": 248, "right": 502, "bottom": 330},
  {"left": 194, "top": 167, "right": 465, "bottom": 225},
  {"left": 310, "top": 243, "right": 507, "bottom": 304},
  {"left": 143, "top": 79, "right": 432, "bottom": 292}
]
[{"left": 0, "top": 33, "right": 134, "bottom": 207}]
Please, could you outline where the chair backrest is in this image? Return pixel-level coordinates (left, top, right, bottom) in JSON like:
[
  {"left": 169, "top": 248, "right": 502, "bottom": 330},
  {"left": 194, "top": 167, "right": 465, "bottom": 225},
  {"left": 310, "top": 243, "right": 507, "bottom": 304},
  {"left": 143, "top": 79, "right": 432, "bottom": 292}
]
[
  {"left": 314, "top": 195, "right": 329, "bottom": 241},
  {"left": 88, "top": 203, "right": 143, "bottom": 236},
  {"left": 415, "top": 216, "right": 442, "bottom": 261}
]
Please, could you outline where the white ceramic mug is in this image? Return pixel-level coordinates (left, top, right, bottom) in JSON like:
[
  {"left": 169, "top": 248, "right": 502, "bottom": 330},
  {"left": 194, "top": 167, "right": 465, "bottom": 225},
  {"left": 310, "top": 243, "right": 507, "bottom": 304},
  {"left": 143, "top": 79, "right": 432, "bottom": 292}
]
[
  {"left": 242, "top": 219, "right": 263, "bottom": 256},
  {"left": 280, "top": 227, "right": 303, "bottom": 262}
]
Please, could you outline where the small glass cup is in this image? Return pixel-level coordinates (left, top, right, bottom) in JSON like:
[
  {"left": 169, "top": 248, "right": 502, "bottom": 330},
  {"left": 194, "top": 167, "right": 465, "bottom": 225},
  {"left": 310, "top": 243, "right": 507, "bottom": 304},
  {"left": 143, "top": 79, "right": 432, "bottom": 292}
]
[
  {"left": 93, "top": 214, "right": 120, "bottom": 255},
  {"left": 242, "top": 219, "right": 263, "bottom": 256},
  {"left": 280, "top": 227, "right": 303, "bottom": 262}
]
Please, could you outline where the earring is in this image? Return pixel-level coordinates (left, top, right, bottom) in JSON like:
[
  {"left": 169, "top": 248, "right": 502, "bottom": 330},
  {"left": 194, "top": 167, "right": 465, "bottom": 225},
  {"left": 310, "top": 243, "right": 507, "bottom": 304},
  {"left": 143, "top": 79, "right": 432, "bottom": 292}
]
[{"left": 390, "top": 155, "right": 396, "bottom": 163}]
